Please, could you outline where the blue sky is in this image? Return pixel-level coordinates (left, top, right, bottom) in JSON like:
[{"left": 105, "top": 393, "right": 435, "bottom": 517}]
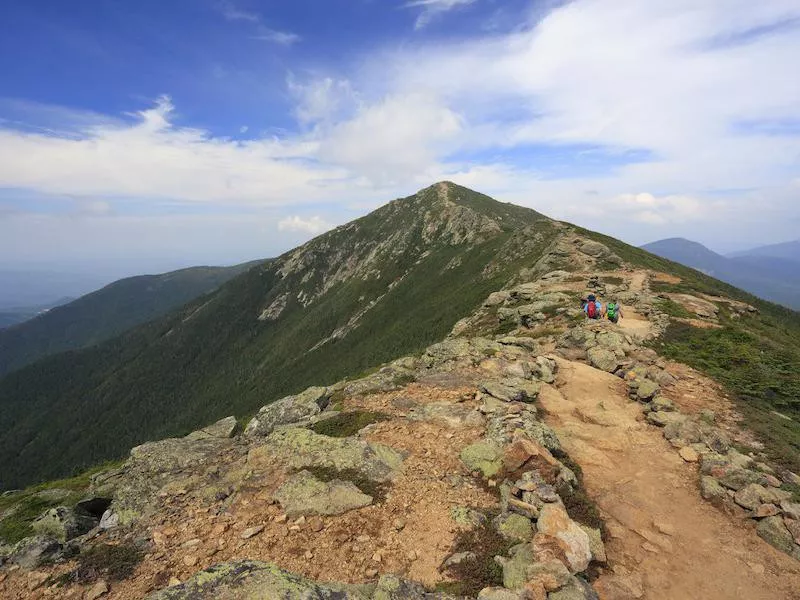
[{"left": 1, "top": 0, "right": 799, "bottom": 278}]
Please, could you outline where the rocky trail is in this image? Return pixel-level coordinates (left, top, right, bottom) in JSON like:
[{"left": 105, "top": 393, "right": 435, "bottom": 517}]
[
  {"left": 540, "top": 359, "right": 800, "bottom": 599},
  {"left": 2, "top": 240, "right": 800, "bottom": 600}
]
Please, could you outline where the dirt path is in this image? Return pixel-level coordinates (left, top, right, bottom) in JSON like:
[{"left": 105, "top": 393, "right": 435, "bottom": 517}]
[{"left": 539, "top": 358, "right": 800, "bottom": 600}]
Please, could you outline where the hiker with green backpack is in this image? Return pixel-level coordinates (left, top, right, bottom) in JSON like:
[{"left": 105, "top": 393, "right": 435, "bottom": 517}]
[{"left": 605, "top": 300, "right": 623, "bottom": 324}]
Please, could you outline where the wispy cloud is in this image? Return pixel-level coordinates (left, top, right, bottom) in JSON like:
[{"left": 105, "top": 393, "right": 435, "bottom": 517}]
[
  {"left": 218, "top": 1, "right": 259, "bottom": 23},
  {"left": 217, "top": 1, "right": 300, "bottom": 45},
  {"left": 253, "top": 27, "right": 301, "bottom": 46},
  {"left": 404, "top": 0, "right": 478, "bottom": 30}
]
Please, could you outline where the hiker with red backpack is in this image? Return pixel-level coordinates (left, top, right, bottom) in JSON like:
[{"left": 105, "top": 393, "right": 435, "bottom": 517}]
[{"left": 583, "top": 294, "right": 602, "bottom": 320}]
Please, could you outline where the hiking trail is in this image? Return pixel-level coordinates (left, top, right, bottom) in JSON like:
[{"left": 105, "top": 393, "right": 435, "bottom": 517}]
[{"left": 539, "top": 358, "right": 800, "bottom": 599}]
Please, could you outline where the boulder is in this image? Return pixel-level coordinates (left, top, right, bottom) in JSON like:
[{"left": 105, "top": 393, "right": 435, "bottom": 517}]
[
  {"left": 272, "top": 470, "right": 372, "bottom": 516},
  {"left": 753, "top": 504, "right": 780, "bottom": 518},
  {"left": 703, "top": 429, "right": 732, "bottom": 454},
  {"left": 525, "top": 560, "right": 571, "bottom": 592},
  {"left": 536, "top": 504, "right": 592, "bottom": 573},
  {"left": 31, "top": 506, "right": 96, "bottom": 542},
  {"left": 784, "top": 518, "right": 800, "bottom": 545},
  {"left": 578, "top": 241, "right": 610, "bottom": 258},
  {"left": 480, "top": 379, "right": 541, "bottom": 403},
  {"left": 548, "top": 576, "right": 599, "bottom": 600},
  {"left": 780, "top": 501, "right": 800, "bottom": 520},
  {"left": 494, "top": 513, "right": 534, "bottom": 542},
  {"left": 144, "top": 560, "right": 374, "bottom": 599},
  {"left": 579, "top": 525, "right": 606, "bottom": 563},
  {"left": 497, "top": 543, "right": 535, "bottom": 589},
  {"left": 734, "top": 484, "right": 767, "bottom": 510},
  {"left": 678, "top": 447, "right": 700, "bottom": 463},
  {"left": 650, "top": 396, "right": 675, "bottom": 413},
  {"left": 8, "top": 535, "right": 63, "bottom": 570},
  {"left": 718, "top": 468, "right": 764, "bottom": 491},
  {"left": 185, "top": 416, "right": 238, "bottom": 441},
  {"left": 460, "top": 440, "right": 504, "bottom": 478},
  {"left": 92, "top": 429, "right": 236, "bottom": 525},
  {"left": 372, "top": 574, "right": 431, "bottom": 600},
  {"left": 502, "top": 438, "right": 561, "bottom": 474},
  {"left": 407, "top": 402, "right": 485, "bottom": 428},
  {"left": 245, "top": 387, "right": 330, "bottom": 437},
  {"left": 587, "top": 348, "right": 619, "bottom": 373},
  {"left": 645, "top": 411, "right": 685, "bottom": 428},
  {"left": 700, "top": 476, "right": 727, "bottom": 503},
  {"left": 635, "top": 379, "right": 660, "bottom": 401},
  {"left": 532, "top": 356, "right": 558, "bottom": 384},
  {"left": 450, "top": 506, "right": 488, "bottom": 528},
  {"left": 756, "top": 517, "right": 800, "bottom": 559},
  {"left": 248, "top": 428, "right": 403, "bottom": 482}
]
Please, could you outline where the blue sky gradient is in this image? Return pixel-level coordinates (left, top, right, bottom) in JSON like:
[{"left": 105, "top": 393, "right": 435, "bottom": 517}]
[{"left": 1, "top": 0, "right": 799, "bottom": 276}]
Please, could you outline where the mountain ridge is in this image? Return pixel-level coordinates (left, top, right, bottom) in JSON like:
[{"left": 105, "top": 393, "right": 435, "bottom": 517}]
[
  {"left": 0, "top": 262, "right": 262, "bottom": 377},
  {"left": 0, "top": 183, "right": 798, "bottom": 495}
]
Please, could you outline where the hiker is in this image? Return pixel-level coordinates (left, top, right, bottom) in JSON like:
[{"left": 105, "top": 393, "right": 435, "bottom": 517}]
[
  {"left": 583, "top": 294, "right": 602, "bottom": 320},
  {"left": 606, "top": 300, "right": 623, "bottom": 324}
]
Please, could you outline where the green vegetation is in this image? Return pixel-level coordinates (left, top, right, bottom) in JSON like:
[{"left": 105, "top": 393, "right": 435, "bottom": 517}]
[
  {"left": 438, "top": 514, "right": 513, "bottom": 596},
  {"left": 552, "top": 450, "right": 605, "bottom": 534},
  {"left": 300, "top": 466, "right": 390, "bottom": 503},
  {"left": 309, "top": 411, "right": 390, "bottom": 438},
  {"left": 654, "top": 298, "right": 695, "bottom": 319},
  {"left": 0, "top": 461, "right": 119, "bottom": 544},
  {"left": 657, "top": 320, "right": 800, "bottom": 472},
  {"left": 0, "top": 183, "right": 560, "bottom": 490},
  {"left": 55, "top": 543, "right": 143, "bottom": 585},
  {"left": 0, "top": 262, "right": 260, "bottom": 377}
]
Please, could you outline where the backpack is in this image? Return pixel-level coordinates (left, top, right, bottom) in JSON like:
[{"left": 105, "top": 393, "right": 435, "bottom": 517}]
[
  {"left": 607, "top": 303, "right": 617, "bottom": 320},
  {"left": 587, "top": 302, "right": 598, "bottom": 319}
]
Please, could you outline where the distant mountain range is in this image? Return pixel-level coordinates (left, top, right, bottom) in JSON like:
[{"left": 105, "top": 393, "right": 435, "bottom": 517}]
[
  {"left": 727, "top": 239, "right": 800, "bottom": 261},
  {"left": 0, "top": 298, "right": 74, "bottom": 330},
  {"left": 641, "top": 238, "right": 800, "bottom": 309},
  {"left": 0, "top": 262, "right": 261, "bottom": 378}
]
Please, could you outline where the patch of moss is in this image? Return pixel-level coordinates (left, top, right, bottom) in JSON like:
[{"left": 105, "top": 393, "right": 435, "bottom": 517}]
[
  {"left": 54, "top": 543, "right": 143, "bottom": 585},
  {"left": 552, "top": 449, "right": 606, "bottom": 535},
  {"left": 602, "top": 276, "right": 624, "bottom": 285},
  {"left": 392, "top": 372, "right": 417, "bottom": 387},
  {"left": 310, "top": 411, "right": 390, "bottom": 438},
  {"left": 654, "top": 298, "right": 695, "bottom": 319},
  {"left": 439, "top": 516, "right": 515, "bottom": 596},
  {"left": 0, "top": 461, "right": 122, "bottom": 544},
  {"left": 300, "top": 466, "right": 390, "bottom": 504}
]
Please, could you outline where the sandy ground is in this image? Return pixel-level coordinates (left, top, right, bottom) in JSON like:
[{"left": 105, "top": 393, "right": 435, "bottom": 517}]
[{"left": 539, "top": 358, "right": 800, "bottom": 600}]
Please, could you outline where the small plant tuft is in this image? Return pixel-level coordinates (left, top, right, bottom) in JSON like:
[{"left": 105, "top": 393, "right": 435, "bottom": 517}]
[{"left": 310, "top": 411, "right": 390, "bottom": 438}]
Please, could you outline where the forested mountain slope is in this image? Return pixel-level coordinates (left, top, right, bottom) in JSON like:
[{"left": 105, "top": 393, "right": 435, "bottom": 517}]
[
  {"left": 0, "top": 183, "right": 561, "bottom": 489},
  {"left": 0, "top": 263, "right": 260, "bottom": 377}
]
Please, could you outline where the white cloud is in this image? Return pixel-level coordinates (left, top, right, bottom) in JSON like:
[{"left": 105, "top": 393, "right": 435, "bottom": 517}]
[
  {"left": 2, "top": 0, "right": 800, "bottom": 260},
  {"left": 405, "top": 0, "right": 478, "bottom": 30},
  {"left": 218, "top": 2, "right": 300, "bottom": 45},
  {"left": 253, "top": 28, "right": 301, "bottom": 46},
  {"left": 218, "top": 1, "right": 260, "bottom": 23},
  {"left": 278, "top": 215, "right": 335, "bottom": 234},
  {"left": 0, "top": 96, "right": 354, "bottom": 206},
  {"left": 287, "top": 75, "right": 358, "bottom": 125}
]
